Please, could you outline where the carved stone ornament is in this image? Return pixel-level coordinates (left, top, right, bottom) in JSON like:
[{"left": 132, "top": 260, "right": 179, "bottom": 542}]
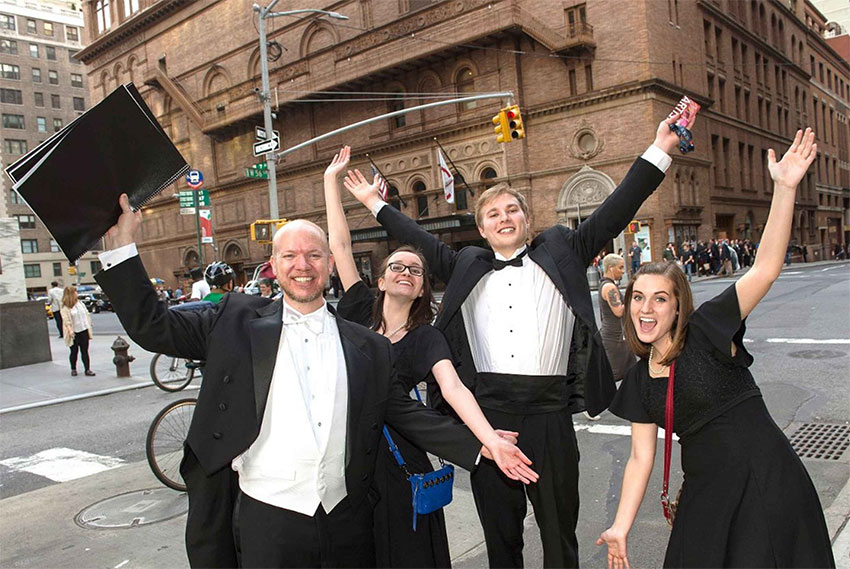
[
  {"left": 568, "top": 120, "right": 605, "bottom": 161},
  {"left": 556, "top": 165, "right": 616, "bottom": 214}
]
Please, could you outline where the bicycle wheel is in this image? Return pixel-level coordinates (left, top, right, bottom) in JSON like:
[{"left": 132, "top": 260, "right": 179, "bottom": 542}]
[
  {"left": 150, "top": 353, "right": 195, "bottom": 392},
  {"left": 146, "top": 398, "right": 196, "bottom": 491}
]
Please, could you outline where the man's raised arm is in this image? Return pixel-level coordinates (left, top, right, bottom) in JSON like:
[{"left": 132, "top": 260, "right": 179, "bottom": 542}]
[{"left": 343, "top": 168, "right": 457, "bottom": 283}]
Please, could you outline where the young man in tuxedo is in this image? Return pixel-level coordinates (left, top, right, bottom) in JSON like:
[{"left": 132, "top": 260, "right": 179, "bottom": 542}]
[
  {"left": 95, "top": 199, "right": 536, "bottom": 568},
  {"left": 344, "top": 113, "right": 683, "bottom": 567}
]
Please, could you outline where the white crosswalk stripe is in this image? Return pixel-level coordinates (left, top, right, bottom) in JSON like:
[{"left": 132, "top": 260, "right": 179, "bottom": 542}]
[{"left": 0, "top": 447, "right": 124, "bottom": 482}]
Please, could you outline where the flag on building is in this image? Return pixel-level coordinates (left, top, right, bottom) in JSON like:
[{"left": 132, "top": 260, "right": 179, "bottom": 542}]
[
  {"left": 438, "top": 150, "right": 454, "bottom": 204},
  {"left": 371, "top": 166, "right": 389, "bottom": 200}
]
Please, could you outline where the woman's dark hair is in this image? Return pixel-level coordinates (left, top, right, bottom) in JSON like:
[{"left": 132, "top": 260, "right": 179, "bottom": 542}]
[
  {"left": 623, "top": 261, "right": 694, "bottom": 365},
  {"left": 371, "top": 245, "right": 435, "bottom": 333}
]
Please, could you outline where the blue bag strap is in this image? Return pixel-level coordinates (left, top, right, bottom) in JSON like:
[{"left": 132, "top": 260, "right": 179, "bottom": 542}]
[
  {"left": 413, "top": 384, "right": 425, "bottom": 405},
  {"left": 382, "top": 425, "right": 411, "bottom": 477}
]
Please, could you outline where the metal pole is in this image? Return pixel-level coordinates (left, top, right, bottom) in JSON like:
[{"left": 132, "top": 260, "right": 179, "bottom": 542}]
[
  {"left": 256, "top": 3, "right": 279, "bottom": 220},
  {"left": 194, "top": 189, "right": 204, "bottom": 266},
  {"left": 275, "top": 92, "right": 513, "bottom": 159}
]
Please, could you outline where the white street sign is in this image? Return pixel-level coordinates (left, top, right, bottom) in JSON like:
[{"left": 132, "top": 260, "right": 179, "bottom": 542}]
[
  {"left": 253, "top": 136, "right": 280, "bottom": 156},
  {"left": 255, "top": 126, "right": 280, "bottom": 141},
  {"left": 180, "top": 207, "right": 196, "bottom": 215}
]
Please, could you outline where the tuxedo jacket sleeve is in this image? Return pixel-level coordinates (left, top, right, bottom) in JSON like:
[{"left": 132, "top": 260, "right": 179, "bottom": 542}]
[{"left": 376, "top": 205, "right": 458, "bottom": 284}]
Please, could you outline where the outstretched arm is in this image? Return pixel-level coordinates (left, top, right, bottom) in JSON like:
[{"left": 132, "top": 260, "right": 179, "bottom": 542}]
[
  {"left": 596, "top": 422, "right": 658, "bottom": 569},
  {"left": 344, "top": 169, "right": 457, "bottom": 283},
  {"left": 571, "top": 113, "right": 682, "bottom": 266},
  {"left": 736, "top": 128, "right": 816, "bottom": 319},
  {"left": 323, "top": 146, "right": 361, "bottom": 292},
  {"left": 431, "top": 360, "right": 539, "bottom": 484},
  {"left": 602, "top": 282, "right": 625, "bottom": 318}
]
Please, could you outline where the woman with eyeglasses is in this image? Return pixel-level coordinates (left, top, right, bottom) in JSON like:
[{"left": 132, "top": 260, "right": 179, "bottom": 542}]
[{"left": 324, "top": 147, "right": 538, "bottom": 568}]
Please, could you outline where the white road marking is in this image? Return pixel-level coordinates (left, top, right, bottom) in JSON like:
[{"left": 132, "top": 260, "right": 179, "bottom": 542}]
[
  {"left": 782, "top": 271, "right": 803, "bottom": 275},
  {"left": 575, "top": 423, "right": 678, "bottom": 440},
  {"left": 114, "top": 561, "right": 129, "bottom": 569},
  {"left": 765, "top": 338, "right": 850, "bottom": 344},
  {"left": 0, "top": 448, "right": 124, "bottom": 482}
]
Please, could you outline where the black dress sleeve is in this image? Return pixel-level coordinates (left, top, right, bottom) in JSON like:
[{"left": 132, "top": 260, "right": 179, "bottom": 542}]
[
  {"left": 336, "top": 280, "right": 375, "bottom": 328},
  {"left": 608, "top": 364, "right": 654, "bottom": 423},
  {"left": 408, "top": 325, "right": 454, "bottom": 383},
  {"left": 688, "top": 283, "right": 754, "bottom": 367}
]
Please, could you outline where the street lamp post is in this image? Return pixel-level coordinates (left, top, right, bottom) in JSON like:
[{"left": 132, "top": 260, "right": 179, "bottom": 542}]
[{"left": 253, "top": 2, "right": 348, "bottom": 220}]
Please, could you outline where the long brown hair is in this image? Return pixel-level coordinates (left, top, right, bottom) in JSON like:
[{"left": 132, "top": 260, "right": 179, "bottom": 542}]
[
  {"left": 371, "top": 246, "right": 436, "bottom": 333},
  {"left": 623, "top": 261, "right": 694, "bottom": 365},
  {"left": 61, "top": 286, "right": 77, "bottom": 309}
]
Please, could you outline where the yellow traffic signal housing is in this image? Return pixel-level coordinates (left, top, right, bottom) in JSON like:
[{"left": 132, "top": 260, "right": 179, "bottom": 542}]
[
  {"left": 627, "top": 221, "right": 641, "bottom": 233},
  {"left": 505, "top": 105, "right": 525, "bottom": 141},
  {"left": 492, "top": 110, "right": 510, "bottom": 144},
  {"left": 68, "top": 266, "right": 77, "bottom": 275},
  {"left": 251, "top": 219, "right": 289, "bottom": 244}
]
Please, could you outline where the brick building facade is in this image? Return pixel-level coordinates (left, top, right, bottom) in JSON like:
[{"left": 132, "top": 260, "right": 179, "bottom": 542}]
[{"left": 75, "top": 0, "right": 849, "bottom": 287}]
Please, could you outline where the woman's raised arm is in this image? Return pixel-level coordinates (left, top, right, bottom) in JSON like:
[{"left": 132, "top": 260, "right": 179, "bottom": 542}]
[{"left": 323, "top": 146, "right": 361, "bottom": 292}]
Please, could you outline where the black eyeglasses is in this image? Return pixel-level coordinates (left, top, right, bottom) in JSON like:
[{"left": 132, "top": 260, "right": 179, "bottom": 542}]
[{"left": 387, "top": 262, "right": 425, "bottom": 277}]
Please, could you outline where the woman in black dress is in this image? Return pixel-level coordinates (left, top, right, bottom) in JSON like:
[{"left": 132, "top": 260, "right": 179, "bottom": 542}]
[
  {"left": 323, "top": 147, "right": 538, "bottom": 568},
  {"left": 597, "top": 129, "right": 835, "bottom": 569}
]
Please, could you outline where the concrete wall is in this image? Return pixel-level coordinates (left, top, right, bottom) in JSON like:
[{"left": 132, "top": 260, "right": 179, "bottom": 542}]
[
  {"left": 0, "top": 218, "right": 27, "bottom": 303},
  {"left": 0, "top": 300, "right": 51, "bottom": 369}
]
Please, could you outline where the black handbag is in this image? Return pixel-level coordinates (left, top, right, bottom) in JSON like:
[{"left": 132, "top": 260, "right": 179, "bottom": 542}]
[{"left": 382, "top": 386, "right": 454, "bottom": 531}]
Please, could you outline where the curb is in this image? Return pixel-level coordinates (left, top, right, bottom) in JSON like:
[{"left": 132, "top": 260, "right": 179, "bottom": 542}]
[{"left": 0, "top": 380, "right": 155, "bottom": 415}]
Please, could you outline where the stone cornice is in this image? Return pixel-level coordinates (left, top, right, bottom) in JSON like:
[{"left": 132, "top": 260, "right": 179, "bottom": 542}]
[{"left": 76, "top": 0, "right": 193, "bottom": 64}]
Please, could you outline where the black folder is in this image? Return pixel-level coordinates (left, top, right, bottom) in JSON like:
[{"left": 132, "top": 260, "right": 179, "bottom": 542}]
[{"left": 4, "top": 83, "right": 188, "bottom": 263}]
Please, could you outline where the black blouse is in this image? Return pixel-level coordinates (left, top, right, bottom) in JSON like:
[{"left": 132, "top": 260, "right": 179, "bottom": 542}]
[
  {"left": 609, "top": 284, "right": 761, "bottom": 437},
  {"left": 337, "top": 281, "right": 453, "bottom": 391}
]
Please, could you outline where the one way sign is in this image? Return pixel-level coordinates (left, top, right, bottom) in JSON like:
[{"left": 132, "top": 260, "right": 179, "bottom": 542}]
[{"left": 253, "top": 137, "right": 280, "bottom": 156}]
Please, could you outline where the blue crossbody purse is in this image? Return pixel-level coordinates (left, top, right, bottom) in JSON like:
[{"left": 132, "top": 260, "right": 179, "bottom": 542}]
[{"left": 382, "top": 386, "right": 454, "bottom": 531}]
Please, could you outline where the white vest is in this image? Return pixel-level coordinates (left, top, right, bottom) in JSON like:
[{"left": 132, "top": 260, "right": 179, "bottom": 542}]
[{"left": 233, "top": 316, "right": 348, "bottom": 516}]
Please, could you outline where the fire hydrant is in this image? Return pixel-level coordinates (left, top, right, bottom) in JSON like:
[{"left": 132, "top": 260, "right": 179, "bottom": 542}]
[{"left": 111, "top": 336, "right": 135, "bottom": 378}]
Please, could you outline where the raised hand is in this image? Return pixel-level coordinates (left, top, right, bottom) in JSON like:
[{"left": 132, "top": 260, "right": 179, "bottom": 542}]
[
  {"left": 482, "top": 436, "right": 539, "bottom": 484},
  {"left": 768, "top": 128, "right": 816, "bottom": 189},
  {"left": 343, "top": 168, "right": 382, "bottom": 208},
  {"left": 324, "top": 146, "right": 350, "bottom": 179},
  {"left": 596, "top": 527, "right": 631, "bottom": 569},
  {"left": 104, "top": 193, "right": 142, "bottom": 250},
  {"left": 652, "top": 109, "right": 686, "bottom": 156}
]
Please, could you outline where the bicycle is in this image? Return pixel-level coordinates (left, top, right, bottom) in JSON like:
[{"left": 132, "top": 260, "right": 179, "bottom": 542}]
[
  {"left": 149, "top": 300, "right": 215, "bottom": 392},
  {"left": 150, "top": 354, "right": 203, "bottom": 392},
  {"left": 146, "top": 397, "right": 196, "bottom": 491}
]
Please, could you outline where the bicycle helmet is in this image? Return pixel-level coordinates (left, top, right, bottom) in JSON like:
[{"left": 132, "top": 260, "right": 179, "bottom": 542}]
[{"left": 204, "top": 262, "right": 235, "bottom": 288}]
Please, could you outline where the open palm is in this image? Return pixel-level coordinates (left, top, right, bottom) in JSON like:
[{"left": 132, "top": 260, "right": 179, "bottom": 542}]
[
  {"left": 768, "top": 128, "right": 816, "bottom": 188},
  {"left": 324, "top": 145, "right": 350, "bottom": 178},
  {"left": 343, "top": 168, "right": 381, "bottom": 204}
]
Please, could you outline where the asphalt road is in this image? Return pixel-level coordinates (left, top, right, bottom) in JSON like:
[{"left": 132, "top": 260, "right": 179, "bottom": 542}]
[{"left": 1, "top": 262, "right": 847, "bottom": 568}]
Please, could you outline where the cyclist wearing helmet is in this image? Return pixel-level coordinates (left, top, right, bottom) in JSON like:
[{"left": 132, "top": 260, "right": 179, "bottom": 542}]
[{"left": 202, "top": 262, "right": 234, "bottom": 304}]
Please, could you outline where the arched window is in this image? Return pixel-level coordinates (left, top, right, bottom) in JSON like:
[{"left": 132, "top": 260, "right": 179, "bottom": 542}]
[
  {"left": 480, "top": 167, "right": 498, "bottom": 188},
  {"left": 456, "top": 68, "right": 476, "bottom": 111},
  {"left": 183, "top": 249, "right": 199, "bottom": 268},
  {"left": 387, "top": 184, "right": 402, "bottom": 211},
  {"left": 454, "top": 173, "right": 468, "bottom": 210},
  {"left": 123, "top": 0, "right": 138, "bottom": 19},
  {"left": 224, "top": 243, "right": 243, "bottom": 264},
  {"left": 95, "top": 0, "right": 111, "bottom": 33},
  {"left": 413, "top": 180, "right": 429, "bottom": 218}
]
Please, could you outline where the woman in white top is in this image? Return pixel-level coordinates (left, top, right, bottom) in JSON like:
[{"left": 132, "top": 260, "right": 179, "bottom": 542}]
[{"left": 60, "top": 286, "right": 95, "bottom": 377}]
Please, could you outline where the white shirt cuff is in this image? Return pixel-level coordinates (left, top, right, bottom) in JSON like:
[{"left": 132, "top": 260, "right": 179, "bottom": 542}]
[
  {"left": 475, "top": 451, "right": 482, "bottom": 466},
  {"left": 98, "top": 243, "right": 138, "bottom": 270},
  {"left": 370, "top": 200, "right": 388, "bottom": 218},
  {"left": 641, "top": 144, "right": 672, "bottom": 173}
]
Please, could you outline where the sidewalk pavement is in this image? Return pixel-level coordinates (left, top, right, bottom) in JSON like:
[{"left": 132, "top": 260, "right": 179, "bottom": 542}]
[{"left": 0, "top": 333, "right": 159, "bottom": 414}]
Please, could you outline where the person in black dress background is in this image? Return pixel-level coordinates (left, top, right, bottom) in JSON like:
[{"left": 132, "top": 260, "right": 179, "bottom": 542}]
[
  {"left": 323, "top": 147, "right": 538, "bottom": 567},
  {"left": 597, "top": 128, "right": 835, "bottom": 568}
]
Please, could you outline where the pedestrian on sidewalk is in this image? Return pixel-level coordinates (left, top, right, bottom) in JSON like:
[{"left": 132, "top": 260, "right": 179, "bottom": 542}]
[
  {"left": 47, "top": 281, "right": 64, "bottom": 338},
  {"left": 598, "top": 128, "right": 835, "bottom": 569},
  {"left": 598, "top": 253, "right": 637, "bottom": 383},
  {"left": 60, "top": 286, "right": 95, "bottom": 377}
]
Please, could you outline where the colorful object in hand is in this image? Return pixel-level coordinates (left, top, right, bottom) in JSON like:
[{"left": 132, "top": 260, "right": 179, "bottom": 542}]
[{"left": 667, "top": 96, "right": 701, "bottom": 154}]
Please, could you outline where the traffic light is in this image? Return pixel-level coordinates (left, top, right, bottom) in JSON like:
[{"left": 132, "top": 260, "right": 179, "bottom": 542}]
[
  {"left": 505, "top": 105, "right": 525, "bottom": 141},
  {"left": 492, "top": 110, "right": 510, "bottom": 144},
  {"left": 250, "top": 219, "right": 289, "bottom": 244},
  {"left": 68, "top": 266, "right": 77, "bottom": 275},
  {"left": 628, "top": 221, "right": 641, "bottom": 233}
]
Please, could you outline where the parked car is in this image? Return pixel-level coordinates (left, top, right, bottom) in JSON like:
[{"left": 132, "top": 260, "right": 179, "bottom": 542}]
[{"left": 76, "top": 285, "right": 112, "bottom": 313}]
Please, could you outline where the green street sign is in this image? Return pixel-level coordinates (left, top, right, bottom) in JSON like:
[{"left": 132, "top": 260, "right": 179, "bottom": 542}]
[
  {"left": 245, "top": 167, "right": 269, "bottom": 180},
  {"left": 253, "top": 162, "right": 268, "bottom": 171},
  {"left": 178, "top": 190, "right": 210, "bottom": 207}
]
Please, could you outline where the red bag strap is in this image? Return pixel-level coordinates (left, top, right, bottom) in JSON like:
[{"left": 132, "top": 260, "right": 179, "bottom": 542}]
[{"left": 662, "top": 359, "right": 676, "bottom": 504}]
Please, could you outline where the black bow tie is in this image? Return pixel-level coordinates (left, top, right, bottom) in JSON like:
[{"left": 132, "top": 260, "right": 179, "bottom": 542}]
[{"left": 493, "top": 249, "right": 527, "bottom": 271}]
